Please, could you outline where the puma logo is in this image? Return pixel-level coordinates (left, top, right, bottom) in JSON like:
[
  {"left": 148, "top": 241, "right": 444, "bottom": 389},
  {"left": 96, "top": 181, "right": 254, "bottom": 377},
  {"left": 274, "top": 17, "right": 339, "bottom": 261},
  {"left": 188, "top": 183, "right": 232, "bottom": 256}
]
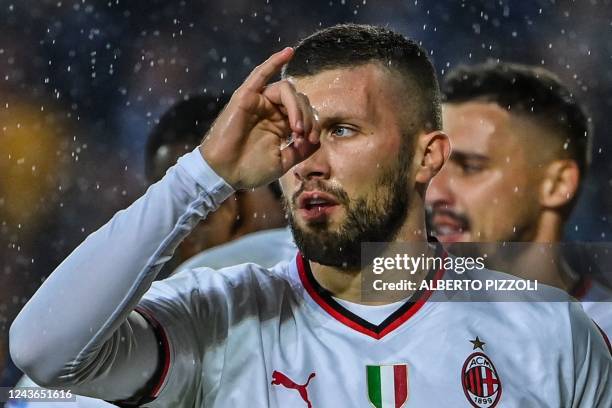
[{"left": 271, "top": 370, "right": 316, "bottom": 407}]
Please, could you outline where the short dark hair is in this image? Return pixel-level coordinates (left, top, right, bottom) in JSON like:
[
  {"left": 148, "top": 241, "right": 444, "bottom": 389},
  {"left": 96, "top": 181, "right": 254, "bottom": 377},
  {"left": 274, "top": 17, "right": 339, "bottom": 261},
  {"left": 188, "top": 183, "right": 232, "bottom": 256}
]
[
  {"left": 442, "top": 62, "right": 592, "bottom": 176},
  {"left": 283, "top": 23, "right": 442, "bottom": 133},
  {"left": 145, "top": 95, "right": 228, "bottom": 180}
]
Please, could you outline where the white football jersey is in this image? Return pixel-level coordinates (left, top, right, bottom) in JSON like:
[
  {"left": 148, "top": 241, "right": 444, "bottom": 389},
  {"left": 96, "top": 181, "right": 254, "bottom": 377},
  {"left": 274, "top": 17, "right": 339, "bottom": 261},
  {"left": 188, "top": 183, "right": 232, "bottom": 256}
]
[
  {"left": 13, "top": 265, "right": 610, "bottom": 408},
  {"left": 136, "top": 253, "right": 611, "bottom": 408},
  {"left": 9, "top": 148, "right": 610, "bottom": 408}
]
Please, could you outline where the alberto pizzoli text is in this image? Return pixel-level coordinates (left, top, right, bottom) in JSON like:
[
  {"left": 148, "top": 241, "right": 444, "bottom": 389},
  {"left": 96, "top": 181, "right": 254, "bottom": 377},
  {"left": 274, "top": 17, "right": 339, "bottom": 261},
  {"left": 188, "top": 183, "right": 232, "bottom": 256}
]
[{"left": 372, "top": 279, "right": 538, "bottom": 292}]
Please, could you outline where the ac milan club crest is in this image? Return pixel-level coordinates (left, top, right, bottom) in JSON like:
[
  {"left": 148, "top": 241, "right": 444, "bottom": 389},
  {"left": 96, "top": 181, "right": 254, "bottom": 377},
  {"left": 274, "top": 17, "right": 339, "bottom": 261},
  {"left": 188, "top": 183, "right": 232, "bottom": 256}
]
[{"left": 461, "top": 340, "right": 502, "bottom": 408}]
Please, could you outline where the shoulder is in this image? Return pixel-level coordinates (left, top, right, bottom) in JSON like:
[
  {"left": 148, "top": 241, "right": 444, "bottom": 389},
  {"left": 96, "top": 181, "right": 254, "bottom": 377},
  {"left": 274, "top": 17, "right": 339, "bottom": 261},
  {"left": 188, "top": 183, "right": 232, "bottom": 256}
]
[
  {"left": 152, "top": 259, "right": 294, "bottom": 292},
  {"left": 175, "top": 228, "right": 295, "bottom": 271},
  {"left": 141, "top": 257, "right": 298, "bottom": 314},
  {"left": 444, "top": 264, "right": 572, "bottom": 304},
  {"left": 442, "top": 266, "right": 601, "bottom": 344}
]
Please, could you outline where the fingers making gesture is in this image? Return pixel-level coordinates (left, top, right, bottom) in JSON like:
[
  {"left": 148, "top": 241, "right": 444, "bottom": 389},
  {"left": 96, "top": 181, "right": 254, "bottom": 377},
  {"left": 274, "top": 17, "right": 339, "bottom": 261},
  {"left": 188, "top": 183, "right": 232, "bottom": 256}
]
[{"left": 200, "top": 47, "right": 321, "bottom": 190}]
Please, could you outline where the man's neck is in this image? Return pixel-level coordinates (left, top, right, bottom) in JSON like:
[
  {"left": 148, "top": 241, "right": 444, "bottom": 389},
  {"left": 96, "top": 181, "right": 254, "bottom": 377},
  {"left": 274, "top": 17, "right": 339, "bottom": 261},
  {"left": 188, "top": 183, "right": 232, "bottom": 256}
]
[
  {"left": 528, "top": 216, "right": 579, "bottom": 292},
  {"left": 508, "top": 244, "right": 578, "bottom": 292},
  {"left": 488, "top": 217, "right": 578, "bottom": 292},
  {"left": 310, "top": 217, "right": 430, "bottom": 304}
]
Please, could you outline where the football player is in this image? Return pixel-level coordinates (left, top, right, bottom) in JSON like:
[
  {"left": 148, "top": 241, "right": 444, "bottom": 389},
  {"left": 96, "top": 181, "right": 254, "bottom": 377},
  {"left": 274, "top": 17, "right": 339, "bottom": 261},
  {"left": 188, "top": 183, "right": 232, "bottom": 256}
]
[
  {"left": 10, "top": 25, "right": 611, "bottom": 407},
  {"left": 427, "top": 62, "right": 612, "bottom": 338}
]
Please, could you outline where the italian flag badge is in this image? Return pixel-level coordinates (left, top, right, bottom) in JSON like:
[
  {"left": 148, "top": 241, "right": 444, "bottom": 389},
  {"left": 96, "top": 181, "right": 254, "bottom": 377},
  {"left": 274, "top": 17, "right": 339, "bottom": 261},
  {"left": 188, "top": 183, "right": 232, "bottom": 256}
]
[{"left": 366, "top": 364, "right": 409, "bottom": 408}]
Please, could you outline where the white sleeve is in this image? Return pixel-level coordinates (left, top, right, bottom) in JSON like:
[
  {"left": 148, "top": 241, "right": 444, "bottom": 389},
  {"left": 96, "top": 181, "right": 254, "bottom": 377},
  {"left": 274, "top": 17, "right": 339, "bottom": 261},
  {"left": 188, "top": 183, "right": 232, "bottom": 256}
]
[
  {"left": 568, "top": 302, "right": 612, "bottom": 407},
  {"left": 8, "top": 148, "right": 234, "bottom": 402},
  {"left": 132, "top": 268, "right": 231, "bottom": 407}
]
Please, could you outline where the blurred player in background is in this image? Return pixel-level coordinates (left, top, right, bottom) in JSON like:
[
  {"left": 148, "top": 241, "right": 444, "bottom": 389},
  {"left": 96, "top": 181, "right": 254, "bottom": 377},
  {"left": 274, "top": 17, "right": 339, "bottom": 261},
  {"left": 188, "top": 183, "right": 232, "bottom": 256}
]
[
  {"left": 10, "top": 25, "right": 611, "bottom": 407},
  {"left": 145, "top": 95, "right": 290, "bottom": 276},
  {"left": 427, "top": 62, "right": 612, "bottom": 337}
]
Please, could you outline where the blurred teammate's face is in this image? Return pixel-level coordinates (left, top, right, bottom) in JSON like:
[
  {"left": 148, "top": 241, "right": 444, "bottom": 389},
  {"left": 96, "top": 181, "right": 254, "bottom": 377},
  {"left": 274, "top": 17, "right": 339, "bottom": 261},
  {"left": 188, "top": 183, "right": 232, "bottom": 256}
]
[
  {"left": 280, "top": 65, "right": 413, "bottom": 268},
  {"left": 426, "top": 102, "right": 542, "bottom": 243}
]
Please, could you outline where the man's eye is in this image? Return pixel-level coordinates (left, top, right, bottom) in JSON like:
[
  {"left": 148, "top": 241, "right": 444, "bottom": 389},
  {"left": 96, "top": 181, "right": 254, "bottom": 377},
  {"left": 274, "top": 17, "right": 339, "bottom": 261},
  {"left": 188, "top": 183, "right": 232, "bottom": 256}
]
[
  {"left": 461, "top": 163, "right": 484, "bottom": 175},
  {"left": 331, "top": 126, "right": 356, "bottom": 138}
]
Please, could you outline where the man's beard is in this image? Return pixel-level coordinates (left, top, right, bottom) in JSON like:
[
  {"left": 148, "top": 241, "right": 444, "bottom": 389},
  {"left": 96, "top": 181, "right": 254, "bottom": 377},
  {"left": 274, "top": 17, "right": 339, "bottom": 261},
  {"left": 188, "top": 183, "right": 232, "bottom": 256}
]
[{"left": 285, "top": 154, "right": 412, "bottom": 269}]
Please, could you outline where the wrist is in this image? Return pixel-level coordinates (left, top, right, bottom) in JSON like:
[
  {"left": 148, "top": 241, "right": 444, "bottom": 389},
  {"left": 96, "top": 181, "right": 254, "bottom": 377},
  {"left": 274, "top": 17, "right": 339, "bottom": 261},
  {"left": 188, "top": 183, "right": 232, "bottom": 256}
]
[
  {"left": 198, "top": 144, "right": 239, "bottom": 188},
  {"left": 178, "top": 147, "right": 235, "bottom": 197}
]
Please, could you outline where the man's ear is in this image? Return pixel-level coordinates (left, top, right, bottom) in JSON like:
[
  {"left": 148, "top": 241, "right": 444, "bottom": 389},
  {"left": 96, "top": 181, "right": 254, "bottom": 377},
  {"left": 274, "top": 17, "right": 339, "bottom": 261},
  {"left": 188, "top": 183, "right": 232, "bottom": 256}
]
[
  {"left": 415, "top": 130, "right": 451, "bottom": 184},
  {"left": 539, "top": 159, "right": 580, "bottom": 209}
]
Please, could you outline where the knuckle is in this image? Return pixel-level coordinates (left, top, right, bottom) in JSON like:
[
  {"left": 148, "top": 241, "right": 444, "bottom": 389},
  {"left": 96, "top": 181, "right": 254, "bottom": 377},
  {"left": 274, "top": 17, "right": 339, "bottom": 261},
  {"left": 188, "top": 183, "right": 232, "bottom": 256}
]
[
  {"left": 280, "top": 79, "right": 296, "bottom": 92},
  {"left": 257, "top": 69, "right": 270, "bottom": 80},
  {"left": 233, "top": 90, "right": 257, "bottom": 110},
  {"left": 269, "top": 80, "right": 283, "bottom": 91},
  {"left": 232, "top": 88, "right": 248, "bottom": 103},
  {"left": 253, "top": 61, "right": 266, "bottom": 73},
  {"left": 233, "top": 87, "right": 247, "bottom": 99}
]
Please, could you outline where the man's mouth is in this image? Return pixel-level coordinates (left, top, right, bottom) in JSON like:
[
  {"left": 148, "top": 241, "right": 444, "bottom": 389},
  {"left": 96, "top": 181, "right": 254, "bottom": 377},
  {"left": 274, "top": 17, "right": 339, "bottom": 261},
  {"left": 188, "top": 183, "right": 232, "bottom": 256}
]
[
  {"left": 296, "top": 191, "right": 341, "bottom": 222},
  {"left": 431, "top": 209, "right": 471, "bottom": 243}
]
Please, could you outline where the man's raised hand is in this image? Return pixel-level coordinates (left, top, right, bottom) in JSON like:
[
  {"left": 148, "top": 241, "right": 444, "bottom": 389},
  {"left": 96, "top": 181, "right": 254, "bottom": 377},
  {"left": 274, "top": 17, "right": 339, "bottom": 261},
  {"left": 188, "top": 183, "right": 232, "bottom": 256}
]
[{"left": 199, "top": 47, "right": 320, "bottom": 190}]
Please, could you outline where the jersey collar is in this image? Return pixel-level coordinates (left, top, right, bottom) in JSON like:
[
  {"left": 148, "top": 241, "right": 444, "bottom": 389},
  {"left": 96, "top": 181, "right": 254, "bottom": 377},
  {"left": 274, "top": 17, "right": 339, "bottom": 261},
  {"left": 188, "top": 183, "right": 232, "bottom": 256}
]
[{"left": 296, "top": 246, "right": 446, "bottom": 340}]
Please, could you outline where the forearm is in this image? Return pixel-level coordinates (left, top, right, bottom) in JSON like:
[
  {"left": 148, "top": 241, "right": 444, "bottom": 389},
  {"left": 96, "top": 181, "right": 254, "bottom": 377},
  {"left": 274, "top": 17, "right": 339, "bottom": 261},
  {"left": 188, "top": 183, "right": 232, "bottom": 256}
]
[{"left": 9, "top": 148, "right": 233, "bottom": 390}]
